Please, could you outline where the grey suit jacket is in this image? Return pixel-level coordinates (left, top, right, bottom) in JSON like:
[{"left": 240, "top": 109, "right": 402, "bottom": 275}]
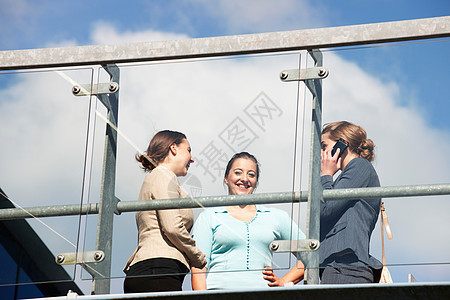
[{"left": 320, "top": 158, "right": 381, "bottom": 268}]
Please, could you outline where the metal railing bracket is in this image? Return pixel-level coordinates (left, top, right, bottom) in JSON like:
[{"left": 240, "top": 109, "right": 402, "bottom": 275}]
[
  {"left": 270, "top": 239, "right": 320, "bottom": 252},
  {"left": 55, "top": 250, "right": 105, "bottom": 265},
  {"left": 280, "top": 67, "right": 329, "bottom": 82},
  {"left": 72, "top": 82, "right": 119, "bottom": 96}
]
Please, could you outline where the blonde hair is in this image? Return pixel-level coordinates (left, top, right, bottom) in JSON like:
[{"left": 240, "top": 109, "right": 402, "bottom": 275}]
[{"left": 322, "top": 121, "right": 375, "bottom": 162}]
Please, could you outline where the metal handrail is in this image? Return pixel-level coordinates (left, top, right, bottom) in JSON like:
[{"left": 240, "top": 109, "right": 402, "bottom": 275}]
[
  {"left": 0, "top": 16, "right": 449, "bottom": 70},
  {"left": 1, "top": 184, "right": 448, "bottom": 221}
]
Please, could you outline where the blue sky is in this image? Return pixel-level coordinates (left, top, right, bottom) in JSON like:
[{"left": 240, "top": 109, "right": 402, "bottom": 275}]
[
  {"left": 0, "top": 0, "right": 449, "bottom": 294},
  {"left": 1, "top": 0, "right": 449, "bottom": 130},
  {"left": 1, "top": 0, "right": 448, "bottom": 50}
]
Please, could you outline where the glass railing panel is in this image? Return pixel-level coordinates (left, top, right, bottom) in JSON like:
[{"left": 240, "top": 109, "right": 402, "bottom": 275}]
[
  {"left": 0, "top": 67, "right": 94, "bottom": 291},
  {"left": 297, "top": 39, "right": 450, "bottom": 284},
  {"left": 78, "top": 52, "right": 306, "bottom": 292}
]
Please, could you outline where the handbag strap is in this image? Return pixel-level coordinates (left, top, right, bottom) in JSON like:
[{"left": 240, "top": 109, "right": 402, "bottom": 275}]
[{"left": 380, "top": 200, "right": 393, "bottom": 266}]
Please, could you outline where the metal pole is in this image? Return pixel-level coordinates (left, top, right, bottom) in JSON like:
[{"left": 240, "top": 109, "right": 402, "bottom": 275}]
[
  {"left": 302, "top": 49, "right": 324, "bottom": 284},
  {"left": 90, "top": 65, "right": 120, "bottom": 295}
]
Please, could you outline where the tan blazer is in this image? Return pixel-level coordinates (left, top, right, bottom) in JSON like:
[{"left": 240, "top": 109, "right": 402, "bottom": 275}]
[{"left": 124, "top": 166, "right": 204, "bottom": 272}]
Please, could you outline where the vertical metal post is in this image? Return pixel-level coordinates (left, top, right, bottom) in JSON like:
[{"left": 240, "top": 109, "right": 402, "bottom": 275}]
[
  {"left": 91, "top": 64, "right": 120, "bottom": 294},
  {"left": 303, "top": 50, "right": 323, "bottom": 284}
]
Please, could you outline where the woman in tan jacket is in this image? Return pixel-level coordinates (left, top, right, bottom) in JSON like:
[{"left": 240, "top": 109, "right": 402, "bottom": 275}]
[{"left": 124, "top": 130, "right": 206, "bottom": 293}]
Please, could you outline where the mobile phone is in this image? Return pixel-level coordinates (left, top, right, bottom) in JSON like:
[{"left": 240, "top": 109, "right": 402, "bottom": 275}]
[{"left": 331, "top": 139, "right": 348, "bottom": 158}]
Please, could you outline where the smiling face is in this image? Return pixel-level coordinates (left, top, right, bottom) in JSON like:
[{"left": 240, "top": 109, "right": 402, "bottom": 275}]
[
  {"left": 171, "top": 138, "right": 194, "bottom": 176},
  {"left": 224, "top": 157, "right": 258, "bottom": 195}
]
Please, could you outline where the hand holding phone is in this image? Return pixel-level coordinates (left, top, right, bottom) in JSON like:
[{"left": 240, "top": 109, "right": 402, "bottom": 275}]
[{"left": 331, "top": 139, "right": 349, "bottom": 158}]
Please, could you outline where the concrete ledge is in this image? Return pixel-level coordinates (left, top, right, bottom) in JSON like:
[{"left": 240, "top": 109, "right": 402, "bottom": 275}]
[{"left": 40, "top": 282, "right": 450, "bottom": 300}]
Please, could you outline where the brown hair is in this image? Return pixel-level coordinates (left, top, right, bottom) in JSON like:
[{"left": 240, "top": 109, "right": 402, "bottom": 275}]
[
  {"left": 136, "top": 130, "right": 187, "bottom": 172},
  {"left": 224, "top": 152, "right": 261, "bottom": 183},
  {"left": 322, "top": 121, "right": 375, "bottom": 162}
]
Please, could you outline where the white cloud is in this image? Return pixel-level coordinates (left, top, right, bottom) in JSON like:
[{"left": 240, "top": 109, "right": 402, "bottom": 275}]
[
  {"left": 90, "top": 21, "right": 190, "bottom": 45},
  {"left": 321, "top": 53, "right": 450, "bottom": 186}
]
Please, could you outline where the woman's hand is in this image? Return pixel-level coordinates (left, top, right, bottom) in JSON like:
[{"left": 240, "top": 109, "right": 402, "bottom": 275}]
[
  {"left": 262, "top": 267, "right": 286, "bottom": 287},
  {"left": 200, "top": 254, "right": 207, "bottom": 269},
  {"left": 321, "top": 147, "right": 341, "bottom": 176},
  {"left": 191, "top": 265, "right": 207, "bottom": 290},
  {"left": 263, "top": 261, "right": 304, "bottom": 287}
]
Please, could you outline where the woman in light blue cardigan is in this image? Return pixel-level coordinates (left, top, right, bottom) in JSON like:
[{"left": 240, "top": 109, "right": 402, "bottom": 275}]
[{"left": 191, "top": 152, "right": 305, "bottom": 290}]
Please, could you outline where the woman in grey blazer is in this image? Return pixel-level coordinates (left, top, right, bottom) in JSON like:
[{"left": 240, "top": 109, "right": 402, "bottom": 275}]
[
  {"left": 123, "top": 130, "right": 206, "bottom": 293},
  {"left": 320, "top": 121, "right": 382, "bottom": 284}
]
